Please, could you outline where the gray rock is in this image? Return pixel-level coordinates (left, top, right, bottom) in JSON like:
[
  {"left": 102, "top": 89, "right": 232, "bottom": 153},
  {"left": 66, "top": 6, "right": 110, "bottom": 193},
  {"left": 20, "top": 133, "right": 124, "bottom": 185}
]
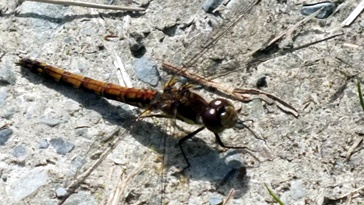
[
  {"left": 224, "top": 150, "right": 245, "bottom": 169},
  {"left": 3, "top": 107, "right": 16, "bottom": 119},
  {"left": 202, "top": 0, "right": 224, "bottom": 13},
  {"left": 1, "top": 174, "right": 7, "bottom": 182},
  {"left": 256, "top": 76, "right": 268, "bottom": 88},
  {"left": 209, "top": 195, "right": 223, "bottom": 205},
  {"left": 360, "top": 21, "right": 364, "bottom": 28},
  {"left": 63, "top": 191, "right": 97, "bottom": 205},
  {"left": 132, "top": 57, "right": 159, "bottom": 87},
  {"left": 74, "top": 127, "right": 88, "bottom": 139},
  {"left": 129, "top": 38, "right": 144, "bottom": 52},
  {"left": 40, "top": 117, "right": 61, "bottom": 127},
  {"left": 6, "top": 167, "right": 48, "bottom": 201},
  {"left": 64, "top": 36, "right": 73, "bottom": 43},
  {"left": 19, "top": 2, "right": 68, "bottom": 32},
  {"left": 12, "top": 144, "right": 27, "bottom": 158},
  {"left": 129, "top": 32, "right": 146, "bottom": 57},
  {"left": 301, "top": 2, "right": 336, "bottom": 19},
  {"left": 291, "top": 180, "right": 307, "bottom": 200},
  {"left": 0, "top": 91, "right": 7, "bottom": 108},
  {"left": 49, "top": 138, "right": 75, "bottom": 154},
  {"left": 38, "top": 139, "right": 49, "bottom": 149},
  {"left": 0, "top": 128, "right": 13, "bottom": 145},
  {"left": 55, "top": 187, "right": 67, "bottom": 198},
  {"left": 0, "top": 60, "right": 16, "bottom": 85},
  {"left": 71, "top": 156, "right": 87, "bottom": 170}
]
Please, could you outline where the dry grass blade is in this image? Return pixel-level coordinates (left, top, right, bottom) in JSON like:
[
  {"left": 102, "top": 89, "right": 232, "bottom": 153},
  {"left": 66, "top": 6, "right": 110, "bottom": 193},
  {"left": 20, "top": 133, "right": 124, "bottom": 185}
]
[
  {"left": 22, "top": 0, "right": 145, "bottom": 11},
  {"left": 341, "top": 0, "right": 364, "bottom": 26},
  {"left": 345, "top": 137, "right": 363, "bottom": 161},
  {"left": 326, "top": 184, "right": 364, "bottom": 203},
  {"left": 222, "top": 189, "right": 235, "bottom": 205},
  {"left": 249, "top": 6, "right": 325, "bottom": 57},
  {"left": 107, "top": 153, "right": 151, "bottom": 205},
  {"left": 59, "top": 128, "right": 122, "bottom": 205},
  {"left": 183, "top": 0, "right": 262, "bottom": 68}
]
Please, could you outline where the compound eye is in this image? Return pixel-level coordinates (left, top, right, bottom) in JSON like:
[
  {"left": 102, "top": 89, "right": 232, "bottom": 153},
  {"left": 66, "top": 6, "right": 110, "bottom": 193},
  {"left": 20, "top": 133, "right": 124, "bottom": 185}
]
[{"left": 201, "top": 98, "right": 238, "bottom": 133}]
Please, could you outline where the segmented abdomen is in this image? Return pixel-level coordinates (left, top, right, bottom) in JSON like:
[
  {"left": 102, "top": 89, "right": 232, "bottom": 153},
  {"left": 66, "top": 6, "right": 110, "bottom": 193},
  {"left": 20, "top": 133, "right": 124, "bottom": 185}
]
[{"left": 19, "top": 58, "right": 160, "bottom": 109}]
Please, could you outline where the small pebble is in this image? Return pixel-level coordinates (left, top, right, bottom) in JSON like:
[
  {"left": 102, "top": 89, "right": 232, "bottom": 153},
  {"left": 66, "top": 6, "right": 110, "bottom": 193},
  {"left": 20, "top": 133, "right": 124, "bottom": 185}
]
[
  {"left": 40, "top": 117, "right": 61, "bottom": 127},
  {"left": 189, "top": 152, "right": 239, "bottom": 181},
  {"left": 0, "top": 128, "right": 13, "bottom": 145},
  {"left": 1, "top": 174, "right": 7, "bottom": 182},
  {"left": 71, "top": 156, "right": 87, "bottom": 169},
  {"left": 209, "top": 195, "right": 223, "bottom": 205},
  {"left": 129, "top": 32, "right": 146, "bottom": 57},
  {"left": 359, "top": 21, "right": 364, "bottom": 28},
  {"left": 3, "top": 107, "right": 16, "bottom": 119},
  {"left": 55, "top": 187, "right": 68, "bottom": 198},
  {"left": 0, "top": 91, "right": 7, "bottom": 108},
  {"left": 6, "top": 167, "right": 48, "bottom": 201},
  {"left": 74, "top": 127, "right": 88, "bottom": 139},
  {"left": 12, "top": 144, "right": 27, "bottom": 158},
  {"left": 301, "top": 1, "right": 336, "bottom": 19},
  {"left": 0, "top": 60, "right": 16, "bottom": 85},
  {"left": 291, "top": 180, "right": 307, "bottom": 200},
  {"left": 64, "top": 36, "right": 73, "bottom": 43},
  {"left": 129, "top": 38, "right": 144, "bottom": 53},
  {"left": 256, "top": 76, "right": 268, "bottom": 88},
  {"left": 225, "top": 152, "right": 244, "bottom": 169},
  {"left": 49, "top": 138, "right": 75, "bottom": 154},
  {"left": 39, "top": 139, "right": 49, "bottom": 149},
  {"left": 132, "top": 57, "right": 159, "bottom": 87},
  {"left": 202, "top": 0, "right": 224, "bottom": 13}
]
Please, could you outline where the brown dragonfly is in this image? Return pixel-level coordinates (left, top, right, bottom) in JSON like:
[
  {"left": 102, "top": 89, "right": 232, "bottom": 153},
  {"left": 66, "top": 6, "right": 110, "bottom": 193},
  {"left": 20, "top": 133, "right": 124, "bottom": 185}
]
[
  {"left": 18, "top": 57, "right": 251, "bottom": 171},
  {"left": 14, "top": 0, "right": 297, "bottom": 204}
]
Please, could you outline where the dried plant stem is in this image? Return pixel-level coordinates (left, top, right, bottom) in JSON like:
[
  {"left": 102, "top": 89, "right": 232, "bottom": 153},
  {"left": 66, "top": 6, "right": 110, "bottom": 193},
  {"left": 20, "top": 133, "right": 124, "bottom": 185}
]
[{"left": 22, "top": 0, "right": 145, "bottom": 11}]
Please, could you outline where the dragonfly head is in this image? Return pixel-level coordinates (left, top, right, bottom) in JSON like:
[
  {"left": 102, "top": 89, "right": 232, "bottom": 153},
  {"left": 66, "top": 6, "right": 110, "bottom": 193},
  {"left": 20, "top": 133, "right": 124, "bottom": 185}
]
[{"left": 201, "top": 98, "right": 238, "bottom": 133}]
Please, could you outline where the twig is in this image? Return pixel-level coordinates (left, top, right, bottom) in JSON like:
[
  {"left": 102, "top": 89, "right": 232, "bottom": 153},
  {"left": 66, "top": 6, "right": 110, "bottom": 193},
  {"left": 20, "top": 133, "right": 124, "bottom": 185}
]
[
  {"left": 59, "top": 128, "right": 122, "bottom": 205},
  {"left": 0, "top": 123, "right": 11, "bottom": 130},
  {"left": 345, "top": 137, "right": 363, "bottom": 161},
  {"left": 328, "top": 184, "right": 364, "bottom": 201},
  {"left": 22, "top": 0, "right": 145, "bottom": 11},
  {"left": 249, "top": 6, "right": 325, "bottom": 56},
  {"left": 109, "top": 153, "right": 151, "bottom": 205},
  {"left": 223, "top": 189, "right": 235, "bottom": 205},
  {"left": 183, "top": 0, "right": 261, "bottom": 68},
  {"left": 341, "top": 0, "right": 364, "bottom": 26}
]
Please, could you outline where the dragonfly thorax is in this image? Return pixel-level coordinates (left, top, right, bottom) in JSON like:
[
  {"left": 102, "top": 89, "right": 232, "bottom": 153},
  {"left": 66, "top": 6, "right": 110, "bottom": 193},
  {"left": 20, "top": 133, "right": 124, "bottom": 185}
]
[{"left": 201, "top": 98, "right": 238, "bottom": 133}]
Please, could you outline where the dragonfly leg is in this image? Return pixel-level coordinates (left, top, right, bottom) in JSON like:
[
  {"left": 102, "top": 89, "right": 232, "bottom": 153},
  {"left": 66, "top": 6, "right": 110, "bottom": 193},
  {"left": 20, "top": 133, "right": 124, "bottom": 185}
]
[
  {"left": 137, "top": 114, "right": 171, "bottom": 119},
  {"left": 236, "top": 119, "right": 265, "bottom": 142},
  {"left": 214, "top": 133, "right": 255, "bottom": 152},
  {"left": 178, "top": 126, "right": 205, "bottom": 172}
]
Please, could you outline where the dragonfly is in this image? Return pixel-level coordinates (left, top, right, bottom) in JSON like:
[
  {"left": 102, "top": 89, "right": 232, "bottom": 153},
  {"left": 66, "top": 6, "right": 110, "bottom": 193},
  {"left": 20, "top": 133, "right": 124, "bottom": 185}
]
[
  {"left": 17, "top": 58, "right": 260, "bottom": 204},
  {"left": 14, "top": 0, "right": 296, "bottom": 204},
  {"left": 17, "top": 57, "right": 252, "bottom": 171}
]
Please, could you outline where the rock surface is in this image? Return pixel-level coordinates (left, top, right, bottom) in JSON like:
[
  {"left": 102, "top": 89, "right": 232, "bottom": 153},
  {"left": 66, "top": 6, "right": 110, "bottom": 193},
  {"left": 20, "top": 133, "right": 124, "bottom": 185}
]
[{"left": 0, "top": 0, "right": 363, "bottom": 204}]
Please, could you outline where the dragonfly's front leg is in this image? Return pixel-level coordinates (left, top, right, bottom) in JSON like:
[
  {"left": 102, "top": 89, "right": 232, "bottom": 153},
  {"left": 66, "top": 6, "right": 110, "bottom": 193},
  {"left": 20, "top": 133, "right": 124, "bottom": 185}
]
[{"left": 178, "top": 126, "right": 206, "bottom": 172}]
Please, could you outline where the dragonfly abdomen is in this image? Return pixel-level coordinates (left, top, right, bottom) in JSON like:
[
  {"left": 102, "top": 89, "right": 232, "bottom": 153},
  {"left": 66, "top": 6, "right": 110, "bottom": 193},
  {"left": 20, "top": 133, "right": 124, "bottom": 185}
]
[{"left": 18, "top": 58, "right": 160, "bottom": 108}]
